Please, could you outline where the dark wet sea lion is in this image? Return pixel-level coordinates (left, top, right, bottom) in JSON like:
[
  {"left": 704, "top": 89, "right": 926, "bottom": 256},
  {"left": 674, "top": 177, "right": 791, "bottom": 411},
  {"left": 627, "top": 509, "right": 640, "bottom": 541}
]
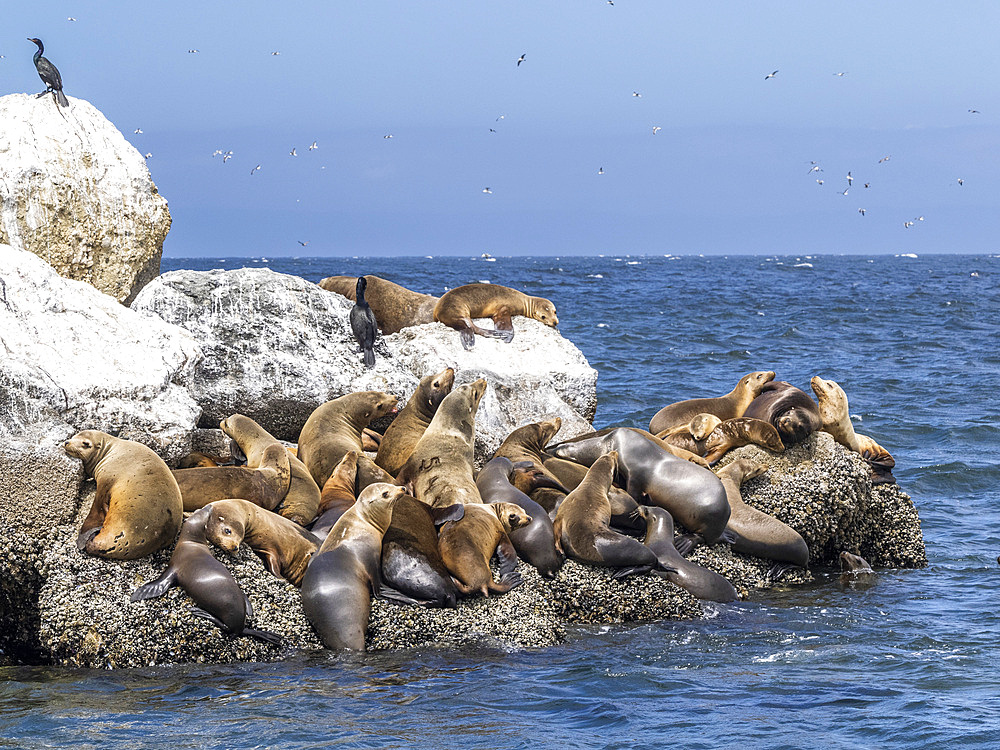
[
  {"left": 477, "top": 457, "right": 565, "bottom": 578},
  {"left": 312, "top": 451, "right": 360, "bottom": 539},
  {"left": 204, "top": 499, "right": 320, "bottom": 588},
  {"left": 715, "top": 459, "right": 809, "bottom": 577},
  {"left": 375, "top": 367, "right": 455, "bottom": 477},
  {"left": 319, "top": 274, "right": 438, "bottom": 334},
  {"left": 66, "top": 430, "right": 183, "bottom": 560},
  {"left": 552, "top": 452, "right": 669, "bottom": 578},
  {"left": 130, "top": 505, "right": 282, "bottom": 645},
  {"left": 433, "top": 282, "right": 558, "bottom": 349},
  {"left": 380, "top": 496, "right": 464, "bottom": 607},
  {"left": 549, "top": 427, "right": 732, "bottom": 552},
  {"left": 648, "top": 370, "right": 776, "bottom": 435},
  {"left": 298, "top": 391, "right": 399, "bottom": 489},
  {"left": 301, "top": 483, "right": 407, "bottom": 650},
  {"left": 350, "top": 276, "right": 379, "bottom": 368},
  {"left": 396, "top": 379, "right": 486, "bottom": 508},
  {"left": 742, "top": 381, "right": 822, "bottom": 447},
  {"left": 438, "top": 502, "right": 532, "bottom": 596},
  {"left": 634, "top": 505, "right": 738, "bottom": 602},
  {"left": 839, "top": 551, "right": 874, "bottom": 573}
]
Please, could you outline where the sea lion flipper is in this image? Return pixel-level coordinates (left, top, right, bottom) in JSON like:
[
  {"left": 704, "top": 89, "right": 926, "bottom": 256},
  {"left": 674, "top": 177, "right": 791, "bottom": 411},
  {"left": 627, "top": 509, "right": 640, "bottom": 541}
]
[
  {"left": 189, "top": 606, "right": 228, "bottom": 630},
  {"left": 262, "top": 550, "right": 284, "bottom": 579},
  {"left": 611, "top": 565, "right": 653, "bottom": 580},
  {"left": 765, "top": 562, "right": 800, "bottom": 581},
  {"left": 459, "top": 327, "right": 476, "bottom": 350},
  {"left": 130, "top": 569, "right": 178, "bottom": 602},
  {"left": 244, "top": 628, "right": 284, "bottom": 646},
  {"left": 495, "top": 536, "right": 520, "bottom": 576},
  {"left": 673, "top": 533, "right": 703, "bottom": 556},
  {"left": 75, "top": 526, "right": 101, "bottom": 552},
  {"left": 719, "top": 528, "right": 738, "bottom": 545},
  {"left": 429, "top": 503, "right": 465, "bottom": 526},
  {"left": 378, "top": 583, "right": 430, "bottom": 606}
]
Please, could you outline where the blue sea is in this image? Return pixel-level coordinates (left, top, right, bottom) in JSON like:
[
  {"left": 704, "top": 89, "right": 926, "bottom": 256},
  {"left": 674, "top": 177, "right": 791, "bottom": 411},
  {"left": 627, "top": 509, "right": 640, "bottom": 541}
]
[{"left": 4, "top": 254, "right": 999, "bottom": 749}]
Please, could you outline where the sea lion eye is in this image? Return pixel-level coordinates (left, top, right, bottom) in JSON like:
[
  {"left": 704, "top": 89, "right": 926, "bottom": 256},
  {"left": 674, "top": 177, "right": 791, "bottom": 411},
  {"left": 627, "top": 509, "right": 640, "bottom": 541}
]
[
  {"left": 509, "top": 513, "right": 518, "bottom": 524},
  {"left": 223, "top": 528, "right": 231, "bottom": 535}
]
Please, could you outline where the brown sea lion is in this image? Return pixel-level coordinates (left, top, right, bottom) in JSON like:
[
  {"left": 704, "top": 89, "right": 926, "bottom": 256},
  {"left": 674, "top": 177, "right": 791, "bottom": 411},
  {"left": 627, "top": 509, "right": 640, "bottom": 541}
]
[
  {"left": 538, "top": 452, "right": 644, "bottom": 531},
  {"left": 221, "top": 414, "right": 320, "bottom": 526},
  {"left": 715, "top": 459, "right": 809, "bottom": 578},
  {"left": 648, "top": 370, "right": 776, "bottom": 435},
  {"left": 494, "top": 418, "right": 569, "bottom": 514},
  {"left": 319, "top": 274, "right": 439, "bottom": 334},
  {"left": 477, "top": 457, "right": 566, "bottom": 578},
  {"left": 742, "top": 381, "right": 822, "bottom": 447},
  {"left": 300, "top": 483, "right": 408, "bottom": 650},
  {"left": 66, "top": 430, "right": 183, "bottom": 560},
  {"left": 839, "top": 550, "right": 876, "bottom": 587},
  {"left": 361, "top": 428, "right": 382, "bottom": 452},
  {"left": 810, "top": 376, "right": 896, "bottom": 482},
  {"left": 701, "top": 418, "right": 785, "bottom": 465},
  {"left": 380, "top": 496, "right": 465, "bottom": 607},
  {"left": 549, "top": 428, "right": 732, "bottom": 553},
  {"left": 689, "top": 413, "right": 723, "bottom": 441},
  {"left": 438, "top": 502, "right": 531, "bottom": 596},
  {"left": 396, "top": 379, "right": 486, "bottom": 508},
  {"left": 633, "top": 505, "right": 738, "bottom": 602},
  {"left": 433, "top": 282, "right": 558, "bottom": 349},
  {"left": 175, "top": 451, "right": 229, "bottom": 469},
  {"left": 355, "top": 454, "right": 398, "bottom": 495},
  {"left": 297, "top": 391, "right": 399, "bottom": 489},
  {"left": 312, "top": 451, "right": 360, "bottom": 539},
  {"left": 552, "top": 452, "right": 668, "bottom": 577},
  {"left": 375, "top": 367, "right": 455, "bottom": 476},
  {"left": 130, "top": 505, "right": 281, "bottom": 645},
  {"left": 204, "top": 499, "right": 320, "bottom": 588}
]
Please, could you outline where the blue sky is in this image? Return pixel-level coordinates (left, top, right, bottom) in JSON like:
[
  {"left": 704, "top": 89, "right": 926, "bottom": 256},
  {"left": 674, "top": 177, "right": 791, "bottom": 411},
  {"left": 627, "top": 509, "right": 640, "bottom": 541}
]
[{"left": 4, "top": 2, "right": 998, "bottom": 256}]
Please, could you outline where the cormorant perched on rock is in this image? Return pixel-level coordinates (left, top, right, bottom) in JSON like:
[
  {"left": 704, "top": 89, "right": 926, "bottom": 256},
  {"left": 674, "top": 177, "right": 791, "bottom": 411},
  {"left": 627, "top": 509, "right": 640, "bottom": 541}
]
[
  {"left": 350, "top": 276, "right": 378, "bottom": 368},
  {"left": 27, "top": 38, "right": 69, "bottom": 107}
]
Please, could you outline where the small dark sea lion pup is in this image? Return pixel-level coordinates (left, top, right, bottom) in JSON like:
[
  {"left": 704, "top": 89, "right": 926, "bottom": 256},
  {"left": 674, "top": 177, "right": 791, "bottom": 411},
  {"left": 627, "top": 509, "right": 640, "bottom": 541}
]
[
  {"left": 131, "top": 505, "right": 282, "bottom": 646},
  {"left": 433, "top": 282, "right": 558, "bottom": 349},
  {"left": 350, "top": 276, "right": 378, "bottom": 368}
]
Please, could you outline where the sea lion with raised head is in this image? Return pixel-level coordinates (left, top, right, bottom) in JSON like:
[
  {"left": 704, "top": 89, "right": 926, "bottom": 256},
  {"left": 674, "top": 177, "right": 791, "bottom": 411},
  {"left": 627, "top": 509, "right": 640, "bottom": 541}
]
[
  {"left": 742, "top": 381, "right": 822, "bottom": 447},
  {"left": 715, "top": 459, "right": 809, "bottom": 578},
  {"left": 375, "top": 367, "right": 455, "bottom": 476},
  {"left": 438, "top": 502, "right": 532, "bottom": 596},
  {"left": 204, "top": 499, "right": 320, "bottom": 587},
  {"left": 300, "top": 483, "right": 408, "bottom": 650},
  {"left": 552, "top": 452, "right": 669, "bottom": 578},
  {"left": 549, "top": 428, "right": 732, "bottom": 553},
  {"left": 130, "top": 505, "right": 282, "bottom": 646},
  {"left": 396, "top": 379, "right": 486, "bottom": 508},
  {"left": 477, "top": 457, "right": 565, "bottom": 578},
  {"left": 839, "top": 551, "right": 876, "bottom": 587},
  {"left": 297, "top": 391, "right": 399, "bottom": 489},
  {"left": 648, "top": 370, "right": 776, "bottom": 435},
  {"left": 319, "top": 274, "right": 438, "bottom": 334},
  {"left": 66, "top": 430, "right": 183, "bottom": 560},
  {"left": 433, "top": 283, "right": 558, "bottom": 349},
  {"left": 810, "top": 376, "right": 896, "bottom": 483},
  {"left": 538, "top": 452, "right": 644, "bottom": 531},
  {"left": 494, "top": 418, "right": 569, "bottom": 514},
  {"left": 633, "top": 505, "right": 738, "bottom": 602},
  {"left": 312, "top": 451, "right": 360, "bottom": 539}
]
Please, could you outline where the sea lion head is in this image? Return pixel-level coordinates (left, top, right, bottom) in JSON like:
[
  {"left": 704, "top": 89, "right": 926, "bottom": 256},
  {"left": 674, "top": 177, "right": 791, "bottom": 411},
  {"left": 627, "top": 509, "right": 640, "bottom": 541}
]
[
  {"left": 204, "top": 505, "right": 246, "bottom": 553},
  {"left": 511, "top": 461, "right": 569, "bottom": 493},
  {"left": 459, "top": 378, "right": 488, "bottom": 412},
  {"left": 529, "top": 296, "right": 559, "bottom": 328},
  {"left": 365, "top": 392, "right": 399, "bottom": 421},
  {"left": 689, "top": 413, "right": 723, "bottom": 441},
  {"left": 809, "top": 375, "right": 848, "bottom": 425},
  {"left": 839, "top": 551, "right": 873, "bottom": 573},
  {"left": 776, "top": 410, "right": 814, "bottom": 445},
  {"left": 64, "top": 429, "right": 112, "bottom": 471},
  {"left": 425, "top": 367, "right": 456, "bottom": 409},
  {"left": 492, "top": 502, "right": 532, "bottom": 532},
  {"left": 355, "top": 482, "right": 408, "bottom": 523},
  {"left": 739, "top": 370, "right": 776, "bottom": 397},
  {"left": 723, "top": 458, "right": 768, "bottom": 484}
]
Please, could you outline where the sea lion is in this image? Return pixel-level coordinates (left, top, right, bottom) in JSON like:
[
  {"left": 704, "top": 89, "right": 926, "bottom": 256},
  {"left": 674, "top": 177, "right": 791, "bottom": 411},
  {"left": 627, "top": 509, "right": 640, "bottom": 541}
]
[
  {"left": 689, "top": 413, "right": 723, "bottom": 441},
  {"left": 297, "top": 391, "right": 399, "bottom": 489},
  {"left": 175, "top": 451, "right": 230, "bottom": 469},
  {"left": 319, "top": 274, "right": 439, "bottom": 334},
  {"left": 396, "top": 379, "right": 486, "bottom": 508},
  {"left": 742, "top": 381, "right": 822, "bottom": 447},
  {"left": 361, "top": 428, "right": 382, "bottom": 452},
  {"left": 221, "top": 414, "right": 320, "bottom": 526},
  {"left": 375, "top": 367, "right": 455, "bottom": 476},
  {"left": 130, "top": 505, "right": 282, "bottom": 646},
  {"left": 552, "top": 452, "right": 668, "bottom": 577},
  {"left": 350, "top": 276, "right": 378, "bottom": 368},
  {"left": 633, "top": 505, "right": 738, "bottom": 602},
  {"left": 715, "top": 459, "right": 809, "bottom": 577},
  {"left": 300, "top": 483, "right": 408, "bottom": 650},
  {"left": 476, "top": 457, "right": 565, "bottom": 578},
  {"left": 433, "top": 283, "right": 558, "bottom": 349},
  {"left": 839, "top": 551, "right": 876, "bottom": 587},
  {"left": 648, "top": 370, "right": 776, "bottom": 435},
  {"left": 494, "top": 418, "right": 569, "bottom": 514},
  {"left": 66, "top": 430, "right": 183, "bottom": 560},
  {"left": 312, "top": 451, "right": 360, "bottom": 539},
  {"left": 538, "top": 452, "right": 644, "bottom": 531},
  {"left": 355, "top": 454, "right": 398, "bottom": 494},
  {"left": 810, "top": 376, "right": 896, "bottom": 483},
  {"left": 204, "top": 499, "right": 320, "bottom": 587},
  {"left": 549, "top": 428, "right": 732, "bottom": 552},
  {"left": 380, "top": 496, "right": 465, "bottom": 607},
  {"left": 700, "top": 418, "right": 785, "bottom": 465},
  {"left": 438, "top": 502, "right": 532, "bottom": 596}
]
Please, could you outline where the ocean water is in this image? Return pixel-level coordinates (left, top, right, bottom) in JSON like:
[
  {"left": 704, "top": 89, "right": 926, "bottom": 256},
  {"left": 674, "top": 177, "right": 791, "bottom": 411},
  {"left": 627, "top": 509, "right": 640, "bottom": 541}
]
[{"left": 3, "top": 254, "right": 999, "bottom": 749}]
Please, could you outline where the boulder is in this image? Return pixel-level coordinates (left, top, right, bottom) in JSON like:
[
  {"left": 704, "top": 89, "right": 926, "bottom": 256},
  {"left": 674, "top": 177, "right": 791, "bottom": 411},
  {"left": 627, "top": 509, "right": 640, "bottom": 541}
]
[
  {"left": 0, "top": 94, "right": 171, "bottom": 305},
  {"left": 131, "top": 268, "right": 598, "bottom": 456}
]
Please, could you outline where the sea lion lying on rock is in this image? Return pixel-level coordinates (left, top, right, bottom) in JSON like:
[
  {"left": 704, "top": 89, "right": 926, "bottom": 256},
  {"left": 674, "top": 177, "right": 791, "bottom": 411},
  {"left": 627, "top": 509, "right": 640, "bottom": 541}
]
[
  {"left": 438, "top": 502, "right": 532, "bottom": 597},
  {"left": 318, "top": 274, "right": 438, "bottom": 334},
  {"left": 742, "top": 381, "right": 822, "bottom": 447},
  {"left": 433, "top": 282, "right": 558, "bottom": 349},
  {"left": 648, "top": 370, "right": 776, "bottom": 435}
]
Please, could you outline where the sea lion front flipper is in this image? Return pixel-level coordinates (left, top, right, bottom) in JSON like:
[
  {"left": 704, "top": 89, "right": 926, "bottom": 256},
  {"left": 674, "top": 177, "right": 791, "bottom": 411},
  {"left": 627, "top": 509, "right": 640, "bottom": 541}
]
[
  {"left": 261, "top": 549, "right": 284, "bottom": 579},
  {"left": 490, "top": 312, "right": 515, "bottom": 343},
  {"left": 429, "top": 503, "right": 465, "bottom": 526},
  {"left": 673, "top": 533, "right": 703, "bottom": 556},
  {"left": 719, "top": 528, "right": 738, "bottom": 545},
  {"left": 243, "top": 628, "right": 283, "bottom": 646},
  {"left": 459, "top": 326, "right": 476, "bottom": 350},
  {"left": 130, "top": 569, "right": 179, "bottom": 602},
  {"left": 702, "top": 447, "right": 728, "bottom": 466},
  {"left": 76, "top": 525, "right": 101, "bottom": 553},
  {"left": 610, "top": 565, "right": 653, "bottom": 580}
]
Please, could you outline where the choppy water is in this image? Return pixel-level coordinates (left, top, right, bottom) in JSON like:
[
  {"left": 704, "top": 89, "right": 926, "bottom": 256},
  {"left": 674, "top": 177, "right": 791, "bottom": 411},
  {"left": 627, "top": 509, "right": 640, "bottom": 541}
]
[{"left": 4, "top": 254, "right": 999, "bottom": 748}]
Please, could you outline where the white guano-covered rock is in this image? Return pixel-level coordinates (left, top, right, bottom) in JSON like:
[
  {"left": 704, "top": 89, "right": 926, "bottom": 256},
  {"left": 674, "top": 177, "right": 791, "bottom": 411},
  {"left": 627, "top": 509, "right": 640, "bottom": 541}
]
[
  {"left": 0, "top": 93, "right": 171, "bottom": 305},
  {"left": 0, "top": 244, "right": 201, "bottom": 532},
  {"left": 132, "top": 268, "right": 598, "bottom": 453}
]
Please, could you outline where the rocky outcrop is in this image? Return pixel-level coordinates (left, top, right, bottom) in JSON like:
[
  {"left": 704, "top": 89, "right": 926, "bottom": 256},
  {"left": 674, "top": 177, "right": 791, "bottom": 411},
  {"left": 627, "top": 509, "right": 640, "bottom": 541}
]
[
  {"left": 132, "top": 268, "right": 598, "bottom": 456},
  {"left": 0, "top": 94, "right": 171, "bottom": 305}
]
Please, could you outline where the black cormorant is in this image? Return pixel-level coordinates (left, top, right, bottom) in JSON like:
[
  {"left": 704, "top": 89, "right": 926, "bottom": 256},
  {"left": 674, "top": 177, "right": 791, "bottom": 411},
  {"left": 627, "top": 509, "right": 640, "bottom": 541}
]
[
  {"left": 27, "top": 38, "right": 68, "bottom": 107},
  {"left": 350, "top": 276, "right": 378, "bottom": 368}
]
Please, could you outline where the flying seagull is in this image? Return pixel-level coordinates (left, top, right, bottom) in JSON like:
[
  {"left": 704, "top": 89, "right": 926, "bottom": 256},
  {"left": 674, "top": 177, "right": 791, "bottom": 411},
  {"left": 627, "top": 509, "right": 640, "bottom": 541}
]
[
  {"left": 969, "top": 109, "right": 981, "bottom": 114},
  {"left": 846, "top": 171, "right": 853, "bottom": 186},
  {"left": 833, "top": 71, "right": 847, "bottom": 76},
  {"left": 598, "top": 167, "right": 605, "bottom": 175},
  {"left": 188, "top": 49, "right": 199, "bottom": 54},
  {"left": 290, "top": 147, "right": 297, "bottom": 157},
  {"left": 383, "top": 134, "right": 393, "bottom": 139},
  {"left": 858, "top": 208, "right": 866, "bottom": 216},
  {"left": 957, "top": 178, "right": 964, "bottom": 186},
  {"left": 816, "top": 179, "right": 824, "bottom": 185},
  {"left": 134, "top": 128, "right": 143, "bottom": 134},
  {"left": 652, "top": 126, "right": 661, "bottom": 135},
  {"left": 298, "top": 241, "right": 309, "bottom": 246},
  {"left": 765, "top": 70, "right": 779, "bottom": 80},
  {"left": 482, "top": 187, "right": 492, "bottom": 194},
  {"left": 271, "top": 51, "right": 281, "bottom": 56},
  {"left": 309, "top": 141, "right": 318, "bottom": 150},
  {"left": 251, "top": 164, "right": 261, "bottom": 175},
  {"left": 144, "top": 153, "right": 152, "bottom": 159},
  {"left": 517, "top": 53, "right": 525, "bottom": 66},
  {"left": 878, "top": 155, "right": 891, "bottom": 163},
  {"left": 632, "top": 91, "right": 642, "bottom": 97}
]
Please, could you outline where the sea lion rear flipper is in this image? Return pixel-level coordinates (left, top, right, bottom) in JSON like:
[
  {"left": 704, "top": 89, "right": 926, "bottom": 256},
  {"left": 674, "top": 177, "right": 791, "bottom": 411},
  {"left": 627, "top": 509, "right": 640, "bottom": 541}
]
[
  {"left": 429, "top": 503, "right": 465, "bottom": 526},
  {"left": 673, "top": 533, "right": 703, "bottom": 556},
  {"left": 189, "top": 606, "right": 228, "bottom": 630},
  {"left": 378, "top": 583, "right": 431, "bottom": 607},
  {"left": 495, "top": 536, "right": 521, "bottom": 581},
  {"left": 766, "top": 562, "right": 800, "bottom": 581},
  {"left": 244, "top": 628, "right": 283, "bottom": 646},
  {"left": 130, "top": 569, "right": 178, "bottom": 602},
  {"left": 611, "top": 565, "right": 653, "bottom": 580}
]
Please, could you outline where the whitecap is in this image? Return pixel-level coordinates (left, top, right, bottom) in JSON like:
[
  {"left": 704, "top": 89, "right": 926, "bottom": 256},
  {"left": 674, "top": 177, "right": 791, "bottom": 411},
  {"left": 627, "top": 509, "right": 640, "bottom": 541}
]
[
  {"left": 597, "top": 323, "right": 608, "bottom": 328},
  {"left": 898, "top": 253, "right": 918, "bottom": 258},
  {"left": 478, "top": 279, "right": 491, "bottom": 284},
  {"left": 794, "top": 262, "right": 814, "bottom": 268},
  {"left": 587, "top": 273, "right": 604, "bottom": 279},
  {"left": 626, "top": 261, "right": 640, "bottom": 265}
]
